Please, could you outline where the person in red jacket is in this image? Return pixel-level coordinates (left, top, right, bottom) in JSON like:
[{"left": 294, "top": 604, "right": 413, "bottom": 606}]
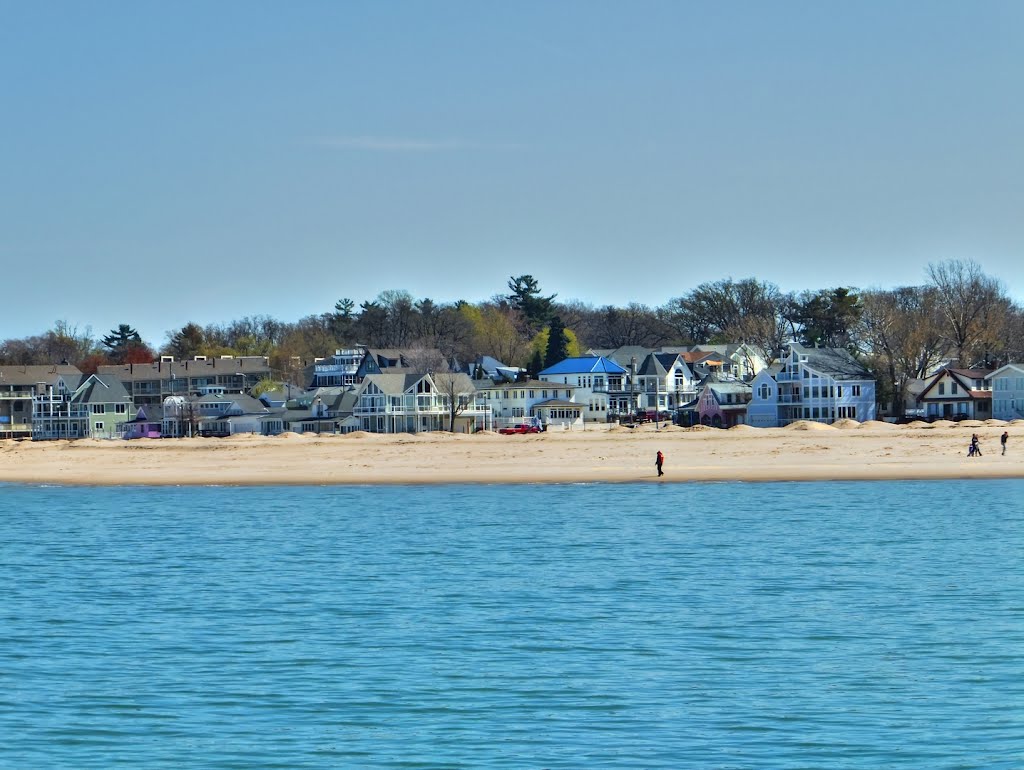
[{"left": 655, "top": 450, "right": 665, "bottom": 477}]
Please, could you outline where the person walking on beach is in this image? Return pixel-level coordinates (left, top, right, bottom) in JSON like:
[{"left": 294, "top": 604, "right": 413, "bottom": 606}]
[
  {"left": 970, "top": 434, "right": 982, "bottom": 457},
  {"left": 1002, "top": 431, "right": 1009, "bottom": 455},
  {"left": 655, "top": 450, "right": 665, "bottom": 477}
]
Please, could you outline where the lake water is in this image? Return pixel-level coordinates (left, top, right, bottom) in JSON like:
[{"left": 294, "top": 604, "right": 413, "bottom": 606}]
[{"left": 1, "top": 480, "right": 1022, "bottom": 769}]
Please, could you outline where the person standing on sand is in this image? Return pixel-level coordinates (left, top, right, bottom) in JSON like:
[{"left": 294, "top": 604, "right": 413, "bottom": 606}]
[
  {"left": 970, "top": 434, "right": 982, "bottom": 457},
  {"left": 656, "top": 450, "right": 665, "bottom": 477},
  {"left": 1002, "top": 431, "right": 1008, "bottom": 455}
]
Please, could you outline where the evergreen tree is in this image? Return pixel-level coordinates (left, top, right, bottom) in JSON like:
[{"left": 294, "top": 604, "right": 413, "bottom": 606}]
[
  {"left": 544, "top": 316, "right": 569, "bottom": 368},
  {"left": 527, "top": 349, "right": 544, "bottom": 379},
  {"left": 507, "top": 275, "right": 556, "bottom": 332},
  {"left": 102, "top": 323, "right": 147, "bottom": 363}
]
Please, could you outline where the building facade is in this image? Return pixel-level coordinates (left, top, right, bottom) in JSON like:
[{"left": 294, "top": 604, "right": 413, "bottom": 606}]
[{"left": 989, "top": 364, "right": 1024, "bottom": 421}]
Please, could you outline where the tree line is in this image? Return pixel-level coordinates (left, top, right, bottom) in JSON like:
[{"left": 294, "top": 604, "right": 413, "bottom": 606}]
[{"left": 3, "top": 260, "right": 1023, "bottom": 414}]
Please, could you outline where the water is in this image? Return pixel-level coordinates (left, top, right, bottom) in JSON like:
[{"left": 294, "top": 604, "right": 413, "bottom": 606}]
[{"left": 1, "top": 480, "right": 1022, "bottom": 769}]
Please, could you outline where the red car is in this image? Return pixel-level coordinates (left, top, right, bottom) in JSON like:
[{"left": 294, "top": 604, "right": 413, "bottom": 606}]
[{"left": 499, "top": 423, "right": 541, "bottom": 435}]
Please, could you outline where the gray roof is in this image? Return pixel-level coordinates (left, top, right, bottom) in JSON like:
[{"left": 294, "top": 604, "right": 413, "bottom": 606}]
[
  {"left": 637, "top": 352, "right": 686, "bottom": 377},
  {"left": 532, "top": 398, "right": 581, "bottom": 409},
  {"left": 0, "top": 364, "right": 82, "bottom": 388},
  {"left": 476, "top": 378, "right": 574, "bottom": 391},
  {"left": 361, "top": 372, "right": 425, "bottom": 395},
  {"left": 789, "top": 344, "right": 871, "bottom": 380},
  {"left": 588, "top": 346, "right": 655, "bottom": 368},
  {"left": 706, "top": 381, "right": 752, "bottom": 396},
  {"left": 197, "top": 392, "right": 268, "bottom": 413},
  {"left": 72, "top": 374, "right": 132, "bottom": 404},
  {"left": 98, "top": 356, "right": 271, "bottom": 382}
]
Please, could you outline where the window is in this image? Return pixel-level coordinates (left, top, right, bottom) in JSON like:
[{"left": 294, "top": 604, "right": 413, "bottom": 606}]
[
  {"left": 91, "top": 404, "right": 105, "bottom": 414},
  {"left": 115, "top": 404, "right": 127, "bottom": 414},
  {"left": 938, "top": 383, "right": 945, "bottom": 395},
  {"left": 951, "top": 382, "right": 958, "bottom": 395},
  {"left": 852, "top": 385, "right": 861, "bottom": 397},
  {"left": 837, "top": 386, "right": 843, "bottom": 397},
  {"left": 94, "top": 422, "right": 103, "bottom": 430}
]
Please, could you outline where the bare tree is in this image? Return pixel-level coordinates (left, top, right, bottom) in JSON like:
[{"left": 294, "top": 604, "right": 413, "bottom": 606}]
[
  {"left": 927, "top": 259, "right": 1007, "bottom": 366},
  {"left": 857, "top": 286, "right": 947, "bottom": 416},
  {"left": 431, "top": 368, "right": 479, "bottom": 432}
]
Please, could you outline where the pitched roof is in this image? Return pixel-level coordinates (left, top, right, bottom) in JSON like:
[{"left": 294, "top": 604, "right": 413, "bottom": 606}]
[
  {"left": 539, "top": 356, "right": 628, "bottom": 376},
  {"left": 788, "top": 344, "right": 871, "bottom": 380},
  {"left": 72, "top": 374, "right": 132, "bottom": 404},
  {"left": 196, "top": 392, "right": 268, "bottom": 412},
  {"left": 918, "top": 366, "right": 994, "bottom": 401},
  {"left": 361, "top": 372, "right": 426, "bottom": 395}
]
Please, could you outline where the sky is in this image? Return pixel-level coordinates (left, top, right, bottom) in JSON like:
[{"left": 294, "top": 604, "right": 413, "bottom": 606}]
[{"left": 2, "top": 1, "right": 1023, "bottom": 346}]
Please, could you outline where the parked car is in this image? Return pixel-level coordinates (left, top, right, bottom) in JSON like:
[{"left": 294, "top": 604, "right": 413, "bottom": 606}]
[{"left": 499, "top": 423, "right": 541, "bottom": 435}]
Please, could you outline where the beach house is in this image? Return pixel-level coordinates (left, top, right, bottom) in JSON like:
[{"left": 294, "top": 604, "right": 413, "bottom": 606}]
[
  {"left": 745, "top": 344, "right": 876, "bottom": 426},
  {"left": 538, "top": 356, "right": 627, "bottom": 423},
  {"left": 474, "top": 379, "right": 583, "bottom": 431},
  {"left": 0, "top": 364, "right": 81, "bottom": 439},
  {"left": 99, "top": 355, "right": 272, "bottom": 409},
  {"left": 32, "top": 373, "right": 133, "bottom": 440},
  {"left": 916, "top": 367, "right": 992, "bottom": 421},
  {"left": 688, "top": 375, "right": 753, "bottom": 428},
  {"left": 988, "top": 363, "right": 1024, "bottom": 421},
  {"left": 633, "top": 352, "right": 699, "bottom": 418},
  {"left": 353, "top": 371, "right": 491, "bottom": 433}
]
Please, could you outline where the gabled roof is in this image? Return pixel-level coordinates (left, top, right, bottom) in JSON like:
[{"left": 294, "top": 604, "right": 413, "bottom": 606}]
[
  {"left": 362, "top": 371, "right": 479, "bottom": 396},
  {"left": 360, "top": 372, "right": 423, "bottom": 395},
  {"left": 196, "top": 392, "right": 268, "bottom": 412},
  {"left": 788, "top": 344, "right": 871, "bottom": 380},
  {"left": 587, "top": 346, "right": 655, "bottom": 368},
  {"left": 71, "top": 374, "right": 132, "bottom": 404},
  {"left": 680, "top": 350, "right": 725, "bottom": 365},
  {"left": 539, "top": 356, "right": 628, "bottom": 376},
  {"left": 988, "top": 363, "right": 1024, "bottom": 379},
  {"left": 637, "top": 352, "right": 690, "bottom": 378},
  {"left": 918, "top": 366, "right": 994, "bottom": 401}
]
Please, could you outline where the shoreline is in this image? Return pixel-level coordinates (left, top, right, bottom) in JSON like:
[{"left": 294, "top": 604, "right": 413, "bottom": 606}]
[{"left": 2, "top": 421, "right": 1020, "bottom": 487}]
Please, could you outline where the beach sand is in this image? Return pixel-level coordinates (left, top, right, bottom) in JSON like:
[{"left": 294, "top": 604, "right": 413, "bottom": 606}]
[{"left": 1, "top": 421, "right": 1021, "bottom": 486}]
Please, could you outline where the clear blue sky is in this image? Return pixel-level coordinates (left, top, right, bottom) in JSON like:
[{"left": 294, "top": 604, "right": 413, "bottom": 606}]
[{"left": 2, "top": 1, "right": 1022, "bottom": 346}]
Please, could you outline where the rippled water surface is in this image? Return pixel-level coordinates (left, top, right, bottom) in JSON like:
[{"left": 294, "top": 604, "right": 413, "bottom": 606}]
[{"left": 1, "top": 480, "right": 1022, "bottom": 768}]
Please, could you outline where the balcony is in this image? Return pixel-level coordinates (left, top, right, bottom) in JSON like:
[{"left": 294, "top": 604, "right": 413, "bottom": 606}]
[{"left": 0, "top": 391, "right": 34, "bottom": 400}]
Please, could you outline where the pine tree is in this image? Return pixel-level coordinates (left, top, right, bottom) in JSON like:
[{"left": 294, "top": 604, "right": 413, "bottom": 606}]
[{"left": 544, "top": 316, "right": 569, "bottom": 368}]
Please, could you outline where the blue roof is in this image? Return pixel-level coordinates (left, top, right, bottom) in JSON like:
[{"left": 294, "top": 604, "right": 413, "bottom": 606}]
[{"left": 539, "top": 356, "right": 628, "bottom": 376}]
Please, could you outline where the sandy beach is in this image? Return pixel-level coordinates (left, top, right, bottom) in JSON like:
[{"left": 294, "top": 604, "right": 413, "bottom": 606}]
[{"left": 1, "top": 419, "right": 1021, "bottom": 486}]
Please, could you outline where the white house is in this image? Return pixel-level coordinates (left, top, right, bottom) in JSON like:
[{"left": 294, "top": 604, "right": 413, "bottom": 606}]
[
  {"left": 538, "top": 356, "right": 627, "bottom": 423},
  {"left": 474, "top": 379, "right": 583, "bottom": 430},
  {"left": 634, "top": 353, "right": 699, "bottom": 417},
  {"left": 916, "top": 367, "right": 992, "bottom": 421},
  {"left": 353, "top": 371, "right": 491, "bottom": 434},
  {"left": 982, "top": 364, "right": 1023, "bottom": 421}
]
